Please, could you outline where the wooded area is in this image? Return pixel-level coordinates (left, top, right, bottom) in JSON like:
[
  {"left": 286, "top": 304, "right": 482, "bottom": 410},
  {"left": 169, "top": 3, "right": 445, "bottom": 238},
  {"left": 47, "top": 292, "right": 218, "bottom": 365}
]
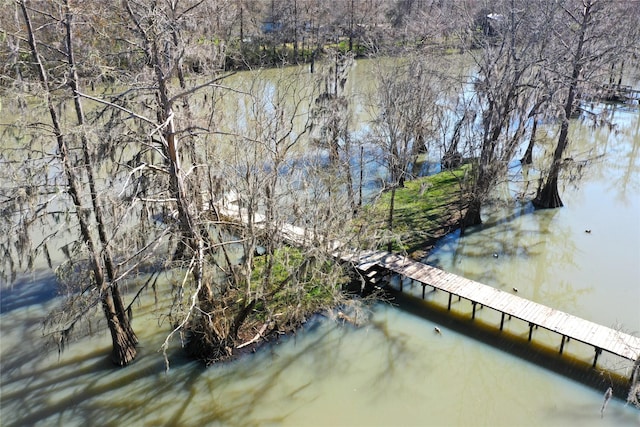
[{"left": 1, "top": 1, "right": 639, "bottom": 391}]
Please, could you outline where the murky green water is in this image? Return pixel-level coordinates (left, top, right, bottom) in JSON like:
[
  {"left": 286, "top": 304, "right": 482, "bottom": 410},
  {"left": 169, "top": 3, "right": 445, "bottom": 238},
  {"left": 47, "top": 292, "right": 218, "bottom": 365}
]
[{"left": 1, "top": 62, "right": 639, "bottom": 426}]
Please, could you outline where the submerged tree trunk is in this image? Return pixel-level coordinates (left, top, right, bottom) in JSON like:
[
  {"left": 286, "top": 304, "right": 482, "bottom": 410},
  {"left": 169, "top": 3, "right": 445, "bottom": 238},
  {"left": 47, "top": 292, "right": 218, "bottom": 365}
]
[
  {"left": 533, "top": 98, "right": 571, "bottom": 208},
  {"left": 533, "top": 159, "right": 565, "bottom": 208},
  {"left": 103, "top": 292, "right": 138, "bottom": 365},
  {"left": 442, "top": 112, "right": 466, "bottom": 170},
  {"left": 533, "top": 0, "right": 592, "bottom": 209},
  {"left": 460, "top": 197, "right": 482, "bottom": 235},
  {"left": 520, "top": 118, "right": 537, "bottom": 165},
  {"left": 21, "top": 0, "right": 137, "bottom": 366}
]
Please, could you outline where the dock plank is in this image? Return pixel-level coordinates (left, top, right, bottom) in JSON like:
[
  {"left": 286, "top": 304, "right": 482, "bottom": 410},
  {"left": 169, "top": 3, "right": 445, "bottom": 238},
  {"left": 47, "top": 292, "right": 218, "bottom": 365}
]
[{"left": 352, "top": 250, "right": 640, "bottom": 363}]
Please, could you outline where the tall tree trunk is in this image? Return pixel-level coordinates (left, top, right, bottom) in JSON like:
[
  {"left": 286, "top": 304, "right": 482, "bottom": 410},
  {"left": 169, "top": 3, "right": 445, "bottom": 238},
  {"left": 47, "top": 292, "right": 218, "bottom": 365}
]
[
  {"left": 460, "top": 197, "right": 482, "bottom": 236},
  {"left": 616, "top": 61, "right": 625, "bottom": 87},
  {"left": 442, "top": 113, "right": 465, "bottom": 169},
  {"left": 21, "top": 0, "right": 137, "bottom": 366},
  {"left": 153, "top": 30, "right": 226, "bottom": 361},
  {"left": 123, "top": 0, "right": 226, "bottom": 362},
  {"left": 520, "top": 118, "right": 537, "bottom": 165},
  {"left": 387, "top": 185, "right": 396, "bottom": 252},
  {"left": 343, "top": 134, "right": 355, "bottom": 211},
  {"left": 358, "top": 145, "right": 364, "bottom": 208},
  {"left": 349, "top": 0, "right": 355, "bottom": 52},
  {"left": 534, "top": 1, "right": 591, "bottom": 209},
  {"left": 64, "top": 0, "right": 137, "bottom": 361},
  {"left": 293, "top": 0, "right": 298, "bottom": 62}
]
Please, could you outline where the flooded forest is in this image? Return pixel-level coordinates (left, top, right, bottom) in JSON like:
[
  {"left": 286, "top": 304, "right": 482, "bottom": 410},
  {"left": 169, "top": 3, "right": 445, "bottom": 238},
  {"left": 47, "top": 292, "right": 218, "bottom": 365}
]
[{"left": 1, "top": 1, "right": 640, "bottom": 426}]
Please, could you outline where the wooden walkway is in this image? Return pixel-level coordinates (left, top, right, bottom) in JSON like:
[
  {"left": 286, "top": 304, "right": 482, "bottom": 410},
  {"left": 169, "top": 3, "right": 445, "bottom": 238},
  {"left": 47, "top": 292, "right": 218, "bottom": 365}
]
[
  {"left": 213, "top": 196, "right": 640, "bottom": 374},
  {"left": 342, "top": 250, "right": 640, "bottom": 370}
]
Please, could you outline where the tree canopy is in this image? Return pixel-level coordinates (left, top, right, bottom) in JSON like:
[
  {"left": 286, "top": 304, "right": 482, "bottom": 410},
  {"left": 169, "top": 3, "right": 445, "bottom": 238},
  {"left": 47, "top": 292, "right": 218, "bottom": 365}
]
[{"left": 1, "top": 0, "right": 639, "bottom": 373}]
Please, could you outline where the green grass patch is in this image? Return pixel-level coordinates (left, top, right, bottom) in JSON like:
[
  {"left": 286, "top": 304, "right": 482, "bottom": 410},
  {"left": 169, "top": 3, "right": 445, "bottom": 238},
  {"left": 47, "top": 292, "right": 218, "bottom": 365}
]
[
  {"left": 249, "top": 246, "right": 346, "bottom": 322},
  {"left": 359, "top": 166, "right": 469, "bottom": 257}
]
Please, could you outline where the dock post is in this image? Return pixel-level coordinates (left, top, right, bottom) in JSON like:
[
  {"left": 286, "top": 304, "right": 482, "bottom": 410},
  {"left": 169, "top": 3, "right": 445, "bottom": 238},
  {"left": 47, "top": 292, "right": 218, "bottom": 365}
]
[
  {"left": 559, "top": 335, "right": 566, "bottom": 354},
  {"left": 399, "top": 279, "right": 403, "bottom": 292},
  {"left": 472, "top": 302, "right": 477, "bottom": 320},
  {"left": 593, "top": 348, "right": 602, "bottom": 368},
  {"left": 528, "top": 323, "right": 534, "bottom": 341},
  {"left": 447, "top": 293, "right": 452, "bottom": 310},
  {"left": 422, "top": 284, "right": 426, "bottom": 299},
  {"left": 500, "top": 312, "right": 505, "bottom": 331}
]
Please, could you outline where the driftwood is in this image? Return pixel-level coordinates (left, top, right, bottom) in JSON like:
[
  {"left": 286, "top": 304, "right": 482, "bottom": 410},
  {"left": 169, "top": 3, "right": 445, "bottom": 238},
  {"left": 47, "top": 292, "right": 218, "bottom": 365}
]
[
  {"left": 337, "top": 311, "right": 356, "bottom": 325},
  {"left": 236, "top": 322, "right": 270, "bottom": 349}
]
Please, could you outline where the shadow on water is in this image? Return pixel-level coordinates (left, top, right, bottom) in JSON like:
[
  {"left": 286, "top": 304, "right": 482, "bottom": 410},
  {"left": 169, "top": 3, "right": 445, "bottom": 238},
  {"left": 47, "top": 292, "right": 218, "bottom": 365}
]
[
  {"left": 462, "top": 201, "right": 538, "bottom": 238},
  {"left": 424, "top": 204, "right": 591, "bottom": 317},
  {"left": 0, "top": 272, "right": 58, "bottom": 314},
  {"left": 1, "top": 309, "right": 349, "bottom": 427},
  {"left": 1, "top": 264, "right": 367, "bottom": 427},
  {"left": 383, "top": 288, "right": 634, "bottom": 402}
]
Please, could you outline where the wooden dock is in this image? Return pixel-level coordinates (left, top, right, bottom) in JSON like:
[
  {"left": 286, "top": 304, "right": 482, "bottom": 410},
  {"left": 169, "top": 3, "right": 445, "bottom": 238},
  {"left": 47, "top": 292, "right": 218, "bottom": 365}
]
[
  {"left": 342, "top": 250, "right": 640, "bottom": 370},
  {"left": 213, "top": 196, "right": 640, "bottom": 375}
]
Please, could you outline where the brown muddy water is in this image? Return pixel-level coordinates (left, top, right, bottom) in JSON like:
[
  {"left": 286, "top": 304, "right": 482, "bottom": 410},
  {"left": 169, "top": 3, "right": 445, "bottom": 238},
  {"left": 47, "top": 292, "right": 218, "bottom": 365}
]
[{"left": 1, "top": 62, "right": 639, "bottom": 426}]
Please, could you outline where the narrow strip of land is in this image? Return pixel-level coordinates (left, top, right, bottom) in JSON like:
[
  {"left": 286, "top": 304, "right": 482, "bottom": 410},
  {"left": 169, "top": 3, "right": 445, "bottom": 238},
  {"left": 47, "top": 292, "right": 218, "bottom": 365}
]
[{"left": 215, "top": 196, "right": 640, "bottom": 368}]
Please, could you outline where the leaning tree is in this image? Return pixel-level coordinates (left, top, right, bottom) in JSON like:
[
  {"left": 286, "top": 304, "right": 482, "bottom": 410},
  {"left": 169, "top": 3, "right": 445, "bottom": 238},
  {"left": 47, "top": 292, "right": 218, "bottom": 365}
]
[{"left": 2, "top": 0, "right": 146, "bottom": 365}]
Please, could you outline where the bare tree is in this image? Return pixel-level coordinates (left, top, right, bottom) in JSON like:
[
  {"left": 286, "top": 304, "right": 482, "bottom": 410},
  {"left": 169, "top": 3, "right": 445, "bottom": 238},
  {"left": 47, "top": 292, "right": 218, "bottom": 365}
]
[
  {"left": 369, "top": 53, "right": 443, "bottom": 248},
  {"left": 3, "top": 0, "right": 142, "bottom": 365},
  {"left": 116, "top": 1, "right": 357, "bottom": 365},
  {"left": 310, "top": 49, "right": 356, "bottom": 208},
  {"left": 456, "top": 0, "right": 550, "bottom": 231},
  {"left": 533, "top": 0, "right": 640, "bottom": 208},
  {"left": 189, "top": 65, "right": 360, "bottom": 364},
  {"left": 115, "top": 0, "right": 249, "bottom": 364},
  {"left": 2, "top": 0, "right": 364, "bottom": 369}
]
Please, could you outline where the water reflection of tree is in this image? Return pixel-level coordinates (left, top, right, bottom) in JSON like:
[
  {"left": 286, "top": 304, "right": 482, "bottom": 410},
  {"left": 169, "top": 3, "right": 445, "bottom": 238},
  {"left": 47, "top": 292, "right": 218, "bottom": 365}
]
[
  {"left": 431, "top": 205, "right": 590, "bottom": 315},
  {"left": 366, "top": 316, "right": 412, "bottom": 389},
  {"left": 5, "top": 311, "right": 421, "bottom": 426},
  {"left": 606, "top": 108, "right": 640, "bottom": 203}
]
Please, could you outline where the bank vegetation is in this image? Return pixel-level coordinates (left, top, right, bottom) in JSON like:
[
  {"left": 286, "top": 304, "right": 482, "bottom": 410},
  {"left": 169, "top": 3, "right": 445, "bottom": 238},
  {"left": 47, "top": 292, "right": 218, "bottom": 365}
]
[{"left": 1, "top": 4, "right": 639, "bottom": 411}]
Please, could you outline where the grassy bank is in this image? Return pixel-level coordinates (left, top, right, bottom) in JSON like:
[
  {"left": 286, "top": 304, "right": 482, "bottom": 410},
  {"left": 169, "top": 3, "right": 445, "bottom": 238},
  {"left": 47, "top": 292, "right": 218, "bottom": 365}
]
[
  {"left": 358, "top": 166, "right": 469, "bottom": 259},
  {"left": 199, "top": 166, "right": 469, "bottom": 363}
]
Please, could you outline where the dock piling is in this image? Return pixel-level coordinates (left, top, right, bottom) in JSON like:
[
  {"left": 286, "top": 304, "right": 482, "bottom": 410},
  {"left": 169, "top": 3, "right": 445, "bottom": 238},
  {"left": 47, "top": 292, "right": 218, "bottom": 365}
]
[
  {"left": 593, "top": 348, "right": 602, "bottom": 368},
  {"left": 340, "top": 250, "right": 640, "bottom": 371}
]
